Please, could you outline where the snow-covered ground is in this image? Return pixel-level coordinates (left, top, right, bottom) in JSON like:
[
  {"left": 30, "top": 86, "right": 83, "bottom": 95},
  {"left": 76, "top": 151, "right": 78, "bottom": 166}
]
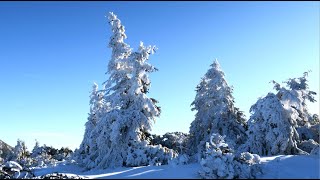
[
  {"left": 32, "top": 155, "right": 320, "bottom": 179},
  {"left": 259, "top": 155, "right": 320, "bottom": 179}
]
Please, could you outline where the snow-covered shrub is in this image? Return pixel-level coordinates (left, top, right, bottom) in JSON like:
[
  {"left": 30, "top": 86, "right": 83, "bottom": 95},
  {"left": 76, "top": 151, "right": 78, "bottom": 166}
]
[
  {"left": 168, "top": 154, "right": 190, "bottom": 166},
  {"left": 189, "top": 60, "right": 247, "bottom": 162},
  {"left": 36, "top": 173, "right": 85, "bottom": 179},
  {"left": 8, "top": 139, "right": 33, "bottom": 168},
  {"left": 149, "top": 132, "right": 189, "bottom": 154},
  {"left": 53, "top": 147, "right": 73, "bottom": 161},
  {"left": 4, "top": 161, "right": 22, "bottom": 172},
  {"left": 297, "top": 123, "right": 320, "bottom": 144},
  {"left": 199, "top": 133, "right": 261, "bottom": 179},
  {"left": 298, "top": 139, "right": 319, "bottom": 154},
  {"left": 30, "top": 141, "right": 70, "bottom": 168},
  {"left": 1, "top": 161, "right": 36, "bottom": 179},
  {"left": 233, "top": 152, "right": 261, "bottom": 179},
  {"left": 310, "top": 145, "right": 320, "bottom": 156},
  {"left": 126, "top": 142, "right": 177, "bottom": 167}
]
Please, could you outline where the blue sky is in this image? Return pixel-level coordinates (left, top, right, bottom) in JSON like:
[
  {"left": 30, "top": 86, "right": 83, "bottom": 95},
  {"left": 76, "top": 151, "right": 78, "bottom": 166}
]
[{"left": 0, "top": 2, "right": 319, "bottom": 150}]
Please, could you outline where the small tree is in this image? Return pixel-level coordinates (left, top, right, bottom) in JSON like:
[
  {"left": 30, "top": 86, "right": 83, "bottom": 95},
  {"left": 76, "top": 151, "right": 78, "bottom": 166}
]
[
  {"left": 272, "top": 71, "right": 317, "bottom": 127},
  {"left": 240, "top": 93, "right": 306, "bottom": 155},
  {"left": 10, "top": 139, "right": 32, "bottom": 167},
  {"left": 77, "top": 82, "right": 107, "bottom": 166}
]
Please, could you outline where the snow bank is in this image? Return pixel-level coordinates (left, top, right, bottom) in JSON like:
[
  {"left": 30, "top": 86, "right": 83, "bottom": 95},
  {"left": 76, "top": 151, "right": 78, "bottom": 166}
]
[
  {"left": 259, "top": 155, "right": 320, "bottom": 179},
  {"left": 31, "top": 155, "right": 319, "bottom": 179}
]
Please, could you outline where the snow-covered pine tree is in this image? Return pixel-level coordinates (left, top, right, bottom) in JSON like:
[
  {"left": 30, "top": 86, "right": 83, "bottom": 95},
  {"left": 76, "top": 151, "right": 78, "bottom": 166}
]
[
  {"left": 274, "top": 72, "right": 318, "bottom": 142},
  {"left": 30, "top": 140, "right": 55, "bottom": 167},
  {"left": 272, "top": 72, "right": 319, "bottom": 153},
  {"left": 241, "top": 72, "right": 319, "bottom": 156},
  {"left": 188, "top": 59, "right": 247, "bottom": 161},
  {"left": 31, "top": 140, "right": 41, "bottom": 158},
  {"left": 10, "top": 139, "right": 32, "bottom": 167},
  {"left": 121, "top": 41, "right": 174, "bottom": 167},
  {"left": 11, "top": 139, "right": 26, "bottom": 162},
  {"left": 76, "top": 82, "right": 107, "bottom": 168},
  {"left": 240, "top": 92, "right": 306, "bottom": 156},
  {"left": 272, "top": 72, "right": 317, "bottom": 127},
  {"left": 77, "top": 12, "right": 176, "bottom": 169}
]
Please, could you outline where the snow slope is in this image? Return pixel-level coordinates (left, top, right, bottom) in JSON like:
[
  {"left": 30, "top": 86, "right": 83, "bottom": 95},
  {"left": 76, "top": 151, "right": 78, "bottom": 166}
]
[
  {"left": 259, "top": 155, "right": 320, "bottom": 179},
  {"left": 32, "top": 155, "right": 319, "bottom": 179}
]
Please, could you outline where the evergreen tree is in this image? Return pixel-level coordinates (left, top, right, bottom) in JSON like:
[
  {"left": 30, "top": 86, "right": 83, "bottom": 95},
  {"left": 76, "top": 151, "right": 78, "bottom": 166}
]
[
  {"left": 188, "top": 59, "right": 247, "bottom": 161},
  {"left": 272, "top": 71, "right": 317, "bottom": 127},
  {"left": 76, "top": 82, "right": 107, "bottom": 167},
  {"left": 10, "top": 139, "right": 32, "bottom": 167},
  {"left": 77, "top": 12, "right": 176, "bottom": 169},
  {"left": 272, "top": 72, "right": 319, "bottom": 153},
  {"left": 12, "top": 139, "right": 27, "bottom": 162},
  {"left": 240, "top": 93, "right": 306, "bottom": 155},
  {"left": 239, "top": 72, "right": 318, "bottom": 156},
  {"left": 31, "top": 139, "right": 42, "bottom": 158}
]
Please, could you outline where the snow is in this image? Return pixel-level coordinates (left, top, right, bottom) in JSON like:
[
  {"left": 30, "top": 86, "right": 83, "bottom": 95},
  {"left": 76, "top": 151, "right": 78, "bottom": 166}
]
[
  {"left": 30, "top": 155, "right": 319, "bottom": 179},
  {"left": 4, "top": 161, "right": 23, "bottom": 171},
  {"left": 259, "top": 155, "right": 320, "bottom": 179}
]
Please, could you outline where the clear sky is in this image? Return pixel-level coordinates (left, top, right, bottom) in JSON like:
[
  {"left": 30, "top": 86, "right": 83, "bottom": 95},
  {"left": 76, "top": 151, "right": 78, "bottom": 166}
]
[{"left": 0, "top": 2, "right": 319, "bottom": 151}]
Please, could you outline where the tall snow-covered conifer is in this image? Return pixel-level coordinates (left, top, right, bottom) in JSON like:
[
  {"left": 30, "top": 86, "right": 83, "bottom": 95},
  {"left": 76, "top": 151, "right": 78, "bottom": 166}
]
[
  {"left": 77, "top": 12, "right": 176, "bottom": 169},
  {"left": 188, "top": 59, "right": 247, "bottom": 161}
]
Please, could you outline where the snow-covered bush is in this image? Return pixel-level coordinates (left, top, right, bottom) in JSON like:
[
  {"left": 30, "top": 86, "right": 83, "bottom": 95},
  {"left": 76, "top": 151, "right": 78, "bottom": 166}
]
[
  {"left": 36, "top": 173, "right": 85, "bottom": 179},
  {"left": 297, "top": 123, "right": 320, "bottom": 144},
  {"left": 30, "top": 141, "right": 71, "bottom": 168},
  {"left": 1, "top": 161, "right": 36, "bottom": 179},
  {"left": 168, "top": 154, "right": 190, "bottom": 166},
  {"left": 9, "top": 139, "right": 33, "bottom": 168},
  {"left": 189, "top": 60, "right": 247, "bottom": 162},
  {"left": 150, "top": 132, "right": 189, "bottom": 155},
  {"left": 311, "top": 144, "right": 320, "bottom": 156},
  {"left": 126, "top": 142, "right": 177, "bottom": 167},
  {"left": 298, "top": 139, "right": 319, "bottom": 154},
  {"left": 4, "top": 161, "right": 22, "bottom": 172},
  {"left": 199, "top": 133, "right": 261, "bottom": 179}
]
